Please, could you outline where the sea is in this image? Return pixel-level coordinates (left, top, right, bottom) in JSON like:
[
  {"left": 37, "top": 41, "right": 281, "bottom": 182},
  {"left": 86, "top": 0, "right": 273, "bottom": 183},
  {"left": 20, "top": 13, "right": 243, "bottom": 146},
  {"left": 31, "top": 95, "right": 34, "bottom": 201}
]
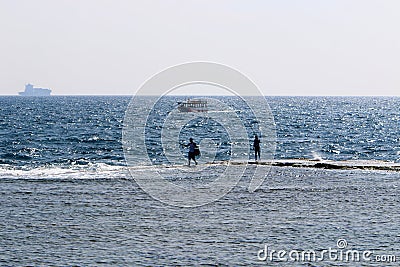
[{"left": 0, "top": 96, "right": 399, "bottom": 266}]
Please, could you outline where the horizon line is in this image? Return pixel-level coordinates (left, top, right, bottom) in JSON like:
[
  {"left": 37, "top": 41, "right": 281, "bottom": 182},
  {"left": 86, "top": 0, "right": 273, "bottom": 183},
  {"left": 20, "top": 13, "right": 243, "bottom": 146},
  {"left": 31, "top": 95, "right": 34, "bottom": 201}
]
[{"left": 1, "top": 94, "right": 400, "bottom": 97}]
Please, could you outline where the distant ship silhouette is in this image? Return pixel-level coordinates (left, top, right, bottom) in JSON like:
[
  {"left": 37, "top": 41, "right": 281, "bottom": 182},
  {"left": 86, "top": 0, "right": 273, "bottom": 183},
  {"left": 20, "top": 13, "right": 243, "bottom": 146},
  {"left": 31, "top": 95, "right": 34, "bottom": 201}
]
[{"left": 19, "top": 84, "right": 52, "bottom": 96}]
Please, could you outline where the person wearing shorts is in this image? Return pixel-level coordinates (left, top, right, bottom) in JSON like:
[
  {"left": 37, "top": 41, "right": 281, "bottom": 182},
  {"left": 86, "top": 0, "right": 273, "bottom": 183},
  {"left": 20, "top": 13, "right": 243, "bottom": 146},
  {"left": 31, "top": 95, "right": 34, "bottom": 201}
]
[{"left": 185, "top": 138, "right": 198, "bottom": 166}]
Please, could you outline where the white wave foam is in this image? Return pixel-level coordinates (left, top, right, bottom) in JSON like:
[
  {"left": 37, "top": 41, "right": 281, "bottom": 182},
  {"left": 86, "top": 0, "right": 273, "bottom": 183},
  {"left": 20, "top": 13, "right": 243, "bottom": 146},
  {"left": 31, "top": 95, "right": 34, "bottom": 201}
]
[
  {"left": 1, "top": 158, "right": 400, "bottom": 179},
  {"left": 0, "top": 163, "right": 128, "bottom": 179},
  {"left": 311, "top": 151, "right": 323, "bottom": 161}
]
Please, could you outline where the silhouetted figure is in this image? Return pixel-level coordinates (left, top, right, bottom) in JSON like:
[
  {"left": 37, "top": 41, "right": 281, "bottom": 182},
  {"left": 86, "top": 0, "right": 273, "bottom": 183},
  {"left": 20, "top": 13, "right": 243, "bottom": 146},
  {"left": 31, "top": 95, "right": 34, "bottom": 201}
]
[
  {"left": 184, "top": 138, "right": 198, "bottom": 166},
  {"left": 253, "top": 135, "right": 261, "bottom": 161}
]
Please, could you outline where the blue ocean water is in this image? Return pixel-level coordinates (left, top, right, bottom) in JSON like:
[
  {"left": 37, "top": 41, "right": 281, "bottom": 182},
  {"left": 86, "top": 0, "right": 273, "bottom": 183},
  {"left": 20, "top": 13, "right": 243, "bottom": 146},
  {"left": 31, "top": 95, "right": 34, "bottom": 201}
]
[
  {"left": 0, "top": 96, "right": 127, "bottom": 168},
  {"left": 0, "top": 96, "right": 399, "bottom": 266},
  {"left": 1, "top": 96, "right": 399, "bottom": 169},
  {"left": 272, "top": 96, "right": 400, "bottom": 162}
]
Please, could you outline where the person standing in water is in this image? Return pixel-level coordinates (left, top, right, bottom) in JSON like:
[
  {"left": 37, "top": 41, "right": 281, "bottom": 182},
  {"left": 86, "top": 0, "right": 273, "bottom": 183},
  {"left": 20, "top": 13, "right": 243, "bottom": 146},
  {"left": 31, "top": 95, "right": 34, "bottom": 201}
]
[
  {"left": 253, "top": 135, "right": 261, "bottom": 161},
  {"left": 184, "top": 138, "right": 198, "bottom": 166}
]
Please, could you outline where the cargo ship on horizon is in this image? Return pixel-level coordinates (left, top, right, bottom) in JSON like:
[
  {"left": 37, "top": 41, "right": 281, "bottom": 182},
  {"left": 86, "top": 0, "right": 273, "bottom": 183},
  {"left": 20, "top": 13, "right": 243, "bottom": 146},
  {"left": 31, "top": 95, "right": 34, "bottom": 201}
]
[{"left": 18, "top": 84, "right": 52, "bottom": 96}]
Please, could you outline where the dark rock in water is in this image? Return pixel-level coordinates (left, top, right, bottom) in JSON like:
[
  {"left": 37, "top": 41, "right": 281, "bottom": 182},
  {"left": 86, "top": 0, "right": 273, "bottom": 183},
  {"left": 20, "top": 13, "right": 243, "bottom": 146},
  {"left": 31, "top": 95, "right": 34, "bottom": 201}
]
[{"left": 216, "top": 159, "right": 400, "bottom": 172}]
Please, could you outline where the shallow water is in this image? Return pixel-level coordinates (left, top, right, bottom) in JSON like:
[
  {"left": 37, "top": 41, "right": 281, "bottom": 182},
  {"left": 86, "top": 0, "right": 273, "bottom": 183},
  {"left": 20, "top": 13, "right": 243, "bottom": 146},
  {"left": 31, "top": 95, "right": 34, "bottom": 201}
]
[{"left": 1, "top": 166, "right": 399, "bottom": 266}]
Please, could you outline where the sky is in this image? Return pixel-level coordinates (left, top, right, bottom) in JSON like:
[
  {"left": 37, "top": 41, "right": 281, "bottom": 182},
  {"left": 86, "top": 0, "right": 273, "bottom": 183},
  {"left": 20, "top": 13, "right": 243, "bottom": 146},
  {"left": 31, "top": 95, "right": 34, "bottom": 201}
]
[{"left": 0, "top": 0, "right": 399, "bottom": 96}]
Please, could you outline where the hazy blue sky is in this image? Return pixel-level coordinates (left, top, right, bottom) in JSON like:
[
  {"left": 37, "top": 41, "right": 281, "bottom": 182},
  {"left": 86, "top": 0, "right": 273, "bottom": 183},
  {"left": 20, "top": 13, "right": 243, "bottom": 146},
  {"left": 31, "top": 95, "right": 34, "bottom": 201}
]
[{"left": 1, "top": 0, "right": 399, "bottom": 95}]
